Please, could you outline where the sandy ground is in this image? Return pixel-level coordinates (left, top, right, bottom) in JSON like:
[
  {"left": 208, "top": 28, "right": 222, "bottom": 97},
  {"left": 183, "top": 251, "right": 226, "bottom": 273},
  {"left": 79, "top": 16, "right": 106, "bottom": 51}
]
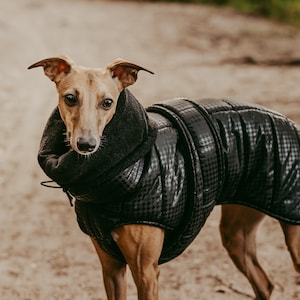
[{"left": 0, "top": 0, "right": 300, "bottom": 299}]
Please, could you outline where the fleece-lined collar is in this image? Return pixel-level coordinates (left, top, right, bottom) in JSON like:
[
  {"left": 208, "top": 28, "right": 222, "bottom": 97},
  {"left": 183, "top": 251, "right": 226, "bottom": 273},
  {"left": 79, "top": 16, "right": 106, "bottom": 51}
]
[{"left": 38, "top": 89, "right": 157, "bottom": 191}]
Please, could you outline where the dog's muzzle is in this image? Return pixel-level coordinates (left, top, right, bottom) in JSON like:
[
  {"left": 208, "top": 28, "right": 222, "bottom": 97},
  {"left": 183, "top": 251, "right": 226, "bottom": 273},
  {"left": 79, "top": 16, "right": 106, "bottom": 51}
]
[{"left": 77, "top": 137, "right": 97, "bottom": 153}]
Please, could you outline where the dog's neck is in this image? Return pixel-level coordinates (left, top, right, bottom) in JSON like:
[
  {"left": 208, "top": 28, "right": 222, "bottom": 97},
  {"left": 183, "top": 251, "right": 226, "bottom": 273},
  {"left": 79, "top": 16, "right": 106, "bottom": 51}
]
[{"left": 38, "top": 89, "right": 157, "bottom": 190}]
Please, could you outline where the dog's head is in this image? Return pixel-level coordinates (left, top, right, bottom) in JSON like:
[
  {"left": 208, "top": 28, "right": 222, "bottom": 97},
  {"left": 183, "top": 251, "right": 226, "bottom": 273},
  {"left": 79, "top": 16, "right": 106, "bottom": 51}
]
[{"left": 28, "top": 56, "right": 153, "bottom": 155}]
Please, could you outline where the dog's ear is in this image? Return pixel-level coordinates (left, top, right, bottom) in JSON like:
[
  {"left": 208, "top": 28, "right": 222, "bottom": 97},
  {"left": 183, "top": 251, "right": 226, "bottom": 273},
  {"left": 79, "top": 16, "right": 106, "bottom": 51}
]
[
  {"left": 107, "top": 59, "right": 154, "bottom": 89},
  {"left": 28, "top": 56, "right": 74, "bottom": 83}
]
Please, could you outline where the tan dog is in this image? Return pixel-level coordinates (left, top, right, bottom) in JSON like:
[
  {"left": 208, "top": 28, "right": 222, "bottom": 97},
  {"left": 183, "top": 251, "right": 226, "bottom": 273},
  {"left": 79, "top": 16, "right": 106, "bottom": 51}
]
[{"left": 29, "top": 56, "right": 300, "bottom": 300}]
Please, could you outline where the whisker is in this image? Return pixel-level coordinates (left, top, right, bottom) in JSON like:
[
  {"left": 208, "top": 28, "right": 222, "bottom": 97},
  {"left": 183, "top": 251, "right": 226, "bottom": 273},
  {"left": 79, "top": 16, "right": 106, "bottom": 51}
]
[{"left": 99, "top": 135, "right": 108, "bottom": 149}]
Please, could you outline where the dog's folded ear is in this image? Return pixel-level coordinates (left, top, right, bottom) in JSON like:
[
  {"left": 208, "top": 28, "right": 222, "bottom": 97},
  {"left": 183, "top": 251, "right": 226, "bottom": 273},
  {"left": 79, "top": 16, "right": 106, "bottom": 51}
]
[
  {"left": 107, "top": 59, "right": 154, "bottom": 89},
  {"left": 28, "top": 56, "right": 74, "bottom": 83}
]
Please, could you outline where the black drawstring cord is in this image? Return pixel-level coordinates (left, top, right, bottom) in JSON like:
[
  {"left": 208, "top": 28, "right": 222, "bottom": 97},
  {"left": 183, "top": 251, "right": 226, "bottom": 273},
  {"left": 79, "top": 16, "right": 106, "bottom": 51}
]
[{"left": 40, "top": 180, "right": 75, "bottom": 207}]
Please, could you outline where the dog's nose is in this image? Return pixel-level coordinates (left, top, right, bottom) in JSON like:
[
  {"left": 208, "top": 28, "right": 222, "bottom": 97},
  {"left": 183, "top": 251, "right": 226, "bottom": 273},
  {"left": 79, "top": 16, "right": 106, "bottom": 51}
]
[{"left": 77, "top": 137, "right": 97, "bottom": 153}]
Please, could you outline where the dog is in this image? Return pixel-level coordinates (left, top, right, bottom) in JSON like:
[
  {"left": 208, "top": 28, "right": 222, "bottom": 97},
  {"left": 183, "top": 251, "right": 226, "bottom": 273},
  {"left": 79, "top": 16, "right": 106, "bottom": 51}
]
[{"left": 28, "top": 56, "right": 300, "bottom": 300}]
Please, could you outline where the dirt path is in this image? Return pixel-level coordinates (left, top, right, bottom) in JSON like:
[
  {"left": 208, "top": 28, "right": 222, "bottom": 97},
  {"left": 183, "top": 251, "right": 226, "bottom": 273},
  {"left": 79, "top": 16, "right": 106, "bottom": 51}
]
[{"left": 0, "top": 0, "right": 300, "bottom": 299}]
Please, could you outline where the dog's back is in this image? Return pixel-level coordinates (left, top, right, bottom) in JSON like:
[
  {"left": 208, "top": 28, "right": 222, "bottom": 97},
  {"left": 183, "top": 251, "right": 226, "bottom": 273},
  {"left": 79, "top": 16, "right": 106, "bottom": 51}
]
[
  {"left": 151, "top": 98, "right": 300, "bottom": 222},
  {"left": 199, "top": 99, "right": 300, "bottom": 224}
]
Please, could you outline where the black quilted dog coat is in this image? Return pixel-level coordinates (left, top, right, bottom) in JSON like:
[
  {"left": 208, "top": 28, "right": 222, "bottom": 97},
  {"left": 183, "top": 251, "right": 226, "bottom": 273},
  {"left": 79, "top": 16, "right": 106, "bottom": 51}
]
[{"left": 38, "top": 89, "right": 300, "bottom": 264}]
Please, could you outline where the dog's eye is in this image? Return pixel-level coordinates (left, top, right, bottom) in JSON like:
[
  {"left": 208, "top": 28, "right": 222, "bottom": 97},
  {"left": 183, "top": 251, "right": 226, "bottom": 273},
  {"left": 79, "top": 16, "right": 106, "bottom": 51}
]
[
  {"left": 100, "top": 98, "right": 113, "bottom": 110},
  {"left": 64, "top": 94, "right": 77, "bottom": 106}
]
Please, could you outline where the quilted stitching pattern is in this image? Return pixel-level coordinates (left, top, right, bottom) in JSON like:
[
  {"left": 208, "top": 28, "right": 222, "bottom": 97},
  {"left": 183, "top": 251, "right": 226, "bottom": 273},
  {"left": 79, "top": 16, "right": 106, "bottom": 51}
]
[{"left": 73, "top": 98, "right": 300, "bottom": 263}]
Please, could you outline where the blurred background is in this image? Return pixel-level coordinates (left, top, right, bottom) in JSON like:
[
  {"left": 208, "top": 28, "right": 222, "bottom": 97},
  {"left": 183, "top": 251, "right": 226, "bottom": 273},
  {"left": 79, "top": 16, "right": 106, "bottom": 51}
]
[
  {"left": 163, "top": 0, "right": 300, "bottom": 27},
  {"left": 0, "top": 0, "right": 299, "bottom": 299}
]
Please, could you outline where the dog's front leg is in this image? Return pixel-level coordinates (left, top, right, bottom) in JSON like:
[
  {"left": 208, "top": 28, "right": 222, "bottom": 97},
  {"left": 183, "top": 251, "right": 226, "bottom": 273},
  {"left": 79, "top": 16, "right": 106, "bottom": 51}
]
[
  {"left": 91, "top": 237, "right": 127, "bottom": 300},
  {"left": 112, "top": 224, "right": 164, "bottom": 300}
]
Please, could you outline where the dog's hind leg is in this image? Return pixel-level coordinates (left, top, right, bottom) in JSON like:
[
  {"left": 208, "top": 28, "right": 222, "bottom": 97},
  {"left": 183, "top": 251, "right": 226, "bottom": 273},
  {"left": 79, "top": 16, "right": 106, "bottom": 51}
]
[
  {"left": 220, "top": 204, "right": 274, "bottom": 300},
  {"left": 91, "top": 237, "right": 127, "bottom": 300},
  {"left": 279, "top": 222, "right": 300, "bottom": 273}
]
